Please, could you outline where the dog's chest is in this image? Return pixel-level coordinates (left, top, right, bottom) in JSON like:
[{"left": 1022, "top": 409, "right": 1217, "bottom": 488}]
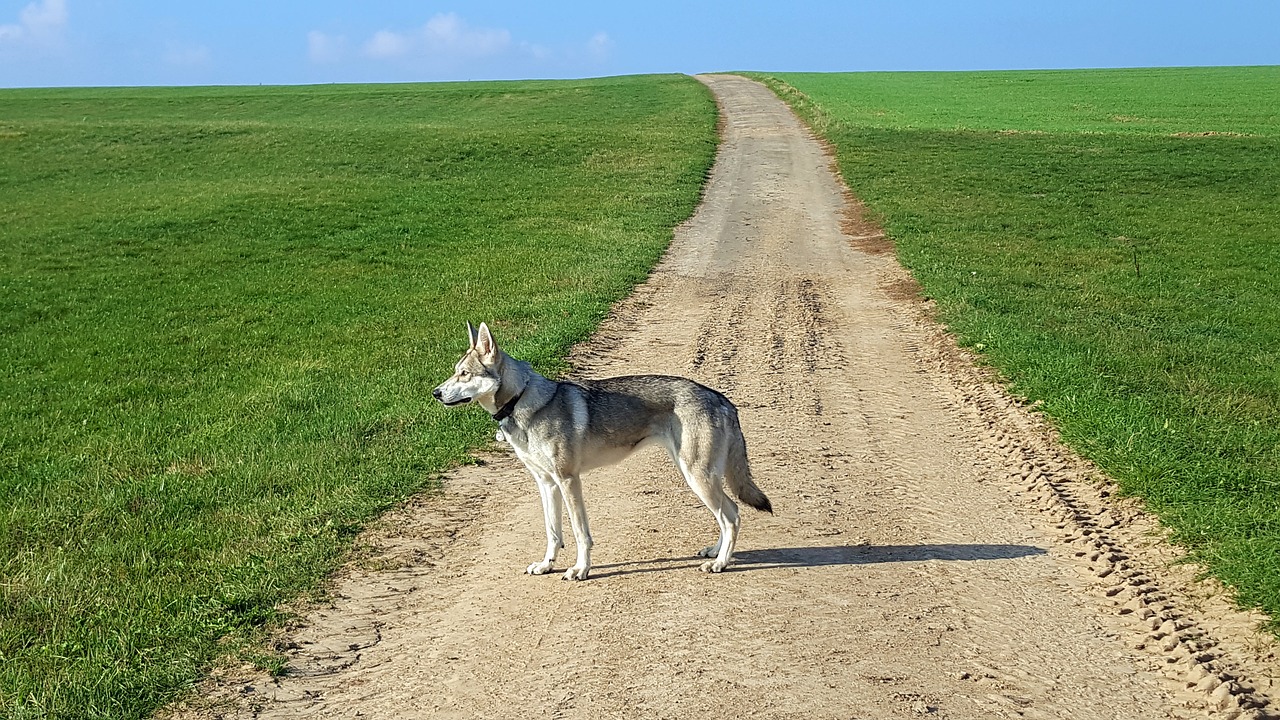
[{"left": 500, "top": 420, "right": 557, "bottom": 475}]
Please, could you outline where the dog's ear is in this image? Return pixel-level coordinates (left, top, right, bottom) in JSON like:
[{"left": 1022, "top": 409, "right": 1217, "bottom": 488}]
[
  {"left": 465, "top": 321, "right": 478, "bottom": 349},
  {"left": 475, "top": 322, "right": 497, "bottom": 360}
]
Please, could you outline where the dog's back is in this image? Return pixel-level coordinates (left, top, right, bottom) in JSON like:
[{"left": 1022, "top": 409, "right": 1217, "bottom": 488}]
[{"left": 564, "top": 375, "right": 771, "bottom": 514}]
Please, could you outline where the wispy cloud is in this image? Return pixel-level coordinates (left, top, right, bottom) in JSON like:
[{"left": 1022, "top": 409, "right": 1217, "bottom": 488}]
[
  {"left": 0, "top": 0, "right": 68, "bottom": 46},
  {"left": 361, "top": 13, "right": 511, "bottom": 61},
  {"left": 363, "top": 29, "right": 409, "bottom": 60},
  {"left": 306, "top": 12, "right": 611, "bottom": 77},
  {"left": 586, "top": 31, "right": 613, "bottom": 61},
  {"left": 307, "top": 30, "right": 348, "bottom": 64}
]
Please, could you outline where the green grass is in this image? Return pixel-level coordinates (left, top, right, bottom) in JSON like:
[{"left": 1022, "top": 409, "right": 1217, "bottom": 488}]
[
  {"left": 0, "top": 75, "right": 718, "bottom": 718},
  {"left": 754, "top": 67, "right": 1280, "bottom": 627}
]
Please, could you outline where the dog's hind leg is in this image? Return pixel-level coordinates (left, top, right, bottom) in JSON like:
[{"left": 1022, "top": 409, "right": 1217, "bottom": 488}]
[
  {"left": 556, "top": 474, "right": 593, "bottom": 581},
  {"left": 693, "top": 475, "right": 725, "bottom": 560},
  {"left": 697, "top": 535, "right": 723, "bottom": 560},
  {"left": 678, "top": 456, "right": 741, "bottom": 573},
  {"left": 527, "top": 473, "right": 564, "bottom": 576}
]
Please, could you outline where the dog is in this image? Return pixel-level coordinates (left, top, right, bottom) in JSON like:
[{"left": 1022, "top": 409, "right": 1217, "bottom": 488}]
[{"left": 432, "top": 322, "right": 772, "bottom": 580}]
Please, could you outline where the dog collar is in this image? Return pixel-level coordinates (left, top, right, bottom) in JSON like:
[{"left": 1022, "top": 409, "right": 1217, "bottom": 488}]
[{"left": 491, "top": 392, "right": 522, "bottom": 422}]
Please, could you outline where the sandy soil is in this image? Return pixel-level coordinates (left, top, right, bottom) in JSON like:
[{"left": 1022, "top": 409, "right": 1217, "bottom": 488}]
[{"left": 175, "top": 75, "right": 1280, "bottom": 720}]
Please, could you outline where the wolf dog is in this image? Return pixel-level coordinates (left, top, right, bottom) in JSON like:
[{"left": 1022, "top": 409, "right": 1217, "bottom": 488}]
[{"left": 432, "top": 322, "right": 772, "bottom": 580}]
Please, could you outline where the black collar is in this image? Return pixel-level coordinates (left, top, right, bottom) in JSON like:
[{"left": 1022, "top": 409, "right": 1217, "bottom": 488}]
[{"left": 491, "top": 391, "right": 522, "bottom": 422}]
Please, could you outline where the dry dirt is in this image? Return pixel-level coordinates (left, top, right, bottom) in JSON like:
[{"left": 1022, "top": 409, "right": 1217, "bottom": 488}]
[{"left": 174, "top": 75, "right": 1280, "bottom": 720}]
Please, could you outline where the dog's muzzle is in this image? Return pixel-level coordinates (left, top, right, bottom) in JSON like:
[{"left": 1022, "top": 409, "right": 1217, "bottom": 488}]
[{"left": 432, "top": 387, "right": 471, "bottom": 406}]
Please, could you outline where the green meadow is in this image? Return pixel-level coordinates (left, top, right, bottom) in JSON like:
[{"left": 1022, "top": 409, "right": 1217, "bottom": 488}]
[
  {"left": 0, "top": 75, "right": 717, "bottom": 718},
  {"left": 757, "top": 67, "right": 1280, "bottom": 627}
]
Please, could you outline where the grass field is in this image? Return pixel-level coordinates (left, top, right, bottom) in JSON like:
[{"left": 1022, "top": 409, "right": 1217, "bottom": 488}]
[
  {"left": 0, "top": 75, "right": 718, "bottom": 718},
  {"left": 756, "top": 67, "right": 1280, "bottom": 628}
]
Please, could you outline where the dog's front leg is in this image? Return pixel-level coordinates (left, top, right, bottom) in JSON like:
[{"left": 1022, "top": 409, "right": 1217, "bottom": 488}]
[
  {"left": 557, "top": 475, "right": 593, "bottom": 581},
  {"left": 527, "top": 474, "right": 564, "bottom": 575}
]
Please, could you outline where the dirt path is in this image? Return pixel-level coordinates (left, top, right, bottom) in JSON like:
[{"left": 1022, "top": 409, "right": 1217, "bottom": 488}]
[{"left": 182, "top": 74, "right": 1280, "bottom": 720}]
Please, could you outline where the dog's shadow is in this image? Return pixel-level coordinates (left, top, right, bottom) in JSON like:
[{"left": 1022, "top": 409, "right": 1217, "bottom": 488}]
[{"left": 590, "top": 543, "right": 1047, "bottom": 579}]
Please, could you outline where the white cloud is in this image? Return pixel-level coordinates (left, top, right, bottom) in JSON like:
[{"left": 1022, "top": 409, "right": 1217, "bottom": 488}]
[
  {"left": 586, "top": 31, "right": 613, "bottom": 61},
  {"left": 420, "top": 12, "right": 510, "bottom": 58},
  {"left": 359, "top": 13, "right": 511, "bottom": 62},
  {"left": 0, "top": 0, "right": 67, "bottom": 46},
  {"left": 19, "top": 0, "right": 65, "bottom": 32},
  {"left": 305, "top": 13, "right": 614, "bottom": 78},
  {"left": 363, "top": 29, "right": 408, "bottom": 59},
  {"left": 307, "top": 30, "right": 349, "bottom": 64}
]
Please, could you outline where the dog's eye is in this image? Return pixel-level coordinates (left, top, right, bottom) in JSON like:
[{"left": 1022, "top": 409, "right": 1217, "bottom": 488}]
[{"left": 457, "top": 371, "right": 470, "bottom": 379}]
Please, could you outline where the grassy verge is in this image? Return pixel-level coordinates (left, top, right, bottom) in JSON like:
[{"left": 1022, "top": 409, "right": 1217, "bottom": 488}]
[
  {"left": 753, "top": 67, "right": 1280, "bottom": 628},
  {"left": 0, "top": 75, "right": 718, "bottom": 718}
]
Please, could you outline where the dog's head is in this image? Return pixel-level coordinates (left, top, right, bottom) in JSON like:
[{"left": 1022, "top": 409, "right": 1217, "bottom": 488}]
[{"left": 432, "top": 322, "right": 502, "bottom": 408}]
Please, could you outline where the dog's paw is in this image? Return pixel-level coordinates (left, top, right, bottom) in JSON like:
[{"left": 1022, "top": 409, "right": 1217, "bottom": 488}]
[
  {"left": 526, "top": 560, "right": 554, "bottom": 575},
  {"left": 699, "top": 559, "right": 728, "bottom": 573},
  {"left": 562, "top": 565, "right": 590, "bottom": 581},
  {"left": 697, "top": 544, "right": 720, "bottom": 558}
]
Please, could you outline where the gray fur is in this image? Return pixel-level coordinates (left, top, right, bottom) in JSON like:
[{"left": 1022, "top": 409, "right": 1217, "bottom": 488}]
[{"left": 433, "top": 322, "right": 772, "bottom": 580}]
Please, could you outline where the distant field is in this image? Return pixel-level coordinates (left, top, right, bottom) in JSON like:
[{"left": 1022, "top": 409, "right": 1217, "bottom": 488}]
[
  {"left": 757, "top": 67, "right": 1280, "bottom": 627},
  {"left": 0, "top": 75, "right": 717, "bottom": 718}
]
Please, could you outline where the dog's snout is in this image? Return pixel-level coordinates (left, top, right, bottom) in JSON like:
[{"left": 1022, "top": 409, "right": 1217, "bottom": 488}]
[{"left": 432, "top": 387, "right": 443, "bottom": 400}]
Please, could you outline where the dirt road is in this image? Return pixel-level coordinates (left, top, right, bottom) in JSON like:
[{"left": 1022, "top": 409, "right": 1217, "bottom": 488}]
[{"left": 185, "top": 75, "right": 1279, "bottom": 719}]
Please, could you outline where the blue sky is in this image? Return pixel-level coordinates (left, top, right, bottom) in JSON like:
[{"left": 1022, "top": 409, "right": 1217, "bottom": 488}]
[{"left": 1, "top": 1, "right": 1277, "bottom": 88}]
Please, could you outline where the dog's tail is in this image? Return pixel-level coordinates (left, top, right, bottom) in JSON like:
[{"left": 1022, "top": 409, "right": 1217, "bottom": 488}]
[{"left": 725, "top": 420, "right": 772, "bottom": 514}]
